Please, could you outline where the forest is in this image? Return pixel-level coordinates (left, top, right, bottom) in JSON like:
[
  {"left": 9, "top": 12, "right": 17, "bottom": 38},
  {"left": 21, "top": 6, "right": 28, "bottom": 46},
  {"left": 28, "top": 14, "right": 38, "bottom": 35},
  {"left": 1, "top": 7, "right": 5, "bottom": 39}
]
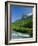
[{"left": 11, "top": 14, "right": 33, "bottom": 37}]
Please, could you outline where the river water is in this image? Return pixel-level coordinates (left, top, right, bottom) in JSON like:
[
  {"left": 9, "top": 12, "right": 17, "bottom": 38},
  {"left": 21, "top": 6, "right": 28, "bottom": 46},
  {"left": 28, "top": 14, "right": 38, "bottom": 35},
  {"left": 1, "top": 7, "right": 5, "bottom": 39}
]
[{"left": 11, "top": 31, "right": 30, "bottom": 39}]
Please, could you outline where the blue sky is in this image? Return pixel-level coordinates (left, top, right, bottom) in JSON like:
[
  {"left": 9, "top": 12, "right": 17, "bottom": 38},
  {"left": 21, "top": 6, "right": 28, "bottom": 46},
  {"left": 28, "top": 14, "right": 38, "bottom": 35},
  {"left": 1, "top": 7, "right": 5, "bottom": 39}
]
[{"left": 10, "top": 5, "right": 32, "bottom": 23}]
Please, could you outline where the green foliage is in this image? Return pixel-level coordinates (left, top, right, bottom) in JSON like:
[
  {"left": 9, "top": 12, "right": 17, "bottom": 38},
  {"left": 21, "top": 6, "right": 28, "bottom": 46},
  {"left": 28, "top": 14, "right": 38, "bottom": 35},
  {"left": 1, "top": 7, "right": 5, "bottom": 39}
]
[{"left": 11, "top": 15, "right": 32, "bottom": 37}]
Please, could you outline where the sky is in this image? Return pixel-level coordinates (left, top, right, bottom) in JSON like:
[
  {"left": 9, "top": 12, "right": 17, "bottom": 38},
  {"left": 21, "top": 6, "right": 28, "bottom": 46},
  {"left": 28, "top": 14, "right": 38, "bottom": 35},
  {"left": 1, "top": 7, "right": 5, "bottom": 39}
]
[{"left": 10, "top": 5, "right": 32, "bottom": 23}]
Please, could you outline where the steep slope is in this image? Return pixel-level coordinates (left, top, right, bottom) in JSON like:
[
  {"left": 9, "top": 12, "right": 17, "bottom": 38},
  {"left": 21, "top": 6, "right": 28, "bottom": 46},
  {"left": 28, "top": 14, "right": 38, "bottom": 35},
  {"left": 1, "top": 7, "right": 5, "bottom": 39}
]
[{"left": 11, "top": 15, "right": 32, "bottom": 37}]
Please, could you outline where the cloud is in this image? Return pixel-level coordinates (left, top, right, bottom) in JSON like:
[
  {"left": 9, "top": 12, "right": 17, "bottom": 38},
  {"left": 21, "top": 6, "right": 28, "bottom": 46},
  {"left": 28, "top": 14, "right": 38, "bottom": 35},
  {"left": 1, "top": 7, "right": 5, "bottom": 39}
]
[{"left": 27, "top": 13, "right": 32, "bottom": 16}]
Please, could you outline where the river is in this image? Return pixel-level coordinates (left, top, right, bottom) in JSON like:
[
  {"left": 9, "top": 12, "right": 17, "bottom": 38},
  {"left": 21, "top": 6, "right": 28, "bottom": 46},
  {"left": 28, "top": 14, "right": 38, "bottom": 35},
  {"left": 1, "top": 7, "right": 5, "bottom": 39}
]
[{"left": 11, "top": 31, "right": 31, "bottom": 39}]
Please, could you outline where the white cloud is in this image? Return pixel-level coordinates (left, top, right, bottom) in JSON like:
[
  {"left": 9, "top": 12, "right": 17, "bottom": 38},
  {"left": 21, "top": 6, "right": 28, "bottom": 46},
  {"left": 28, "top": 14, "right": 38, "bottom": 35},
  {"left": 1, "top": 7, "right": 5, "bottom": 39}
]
[{"left": 27, "top": 13, "right": 32, "bottom": 16}]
